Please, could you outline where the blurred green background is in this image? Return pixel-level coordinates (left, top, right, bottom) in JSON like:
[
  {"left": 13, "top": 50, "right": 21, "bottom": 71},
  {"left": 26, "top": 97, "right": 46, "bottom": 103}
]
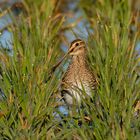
[{"left": 0, "top": 0, "right": 140, "bottom": 139}]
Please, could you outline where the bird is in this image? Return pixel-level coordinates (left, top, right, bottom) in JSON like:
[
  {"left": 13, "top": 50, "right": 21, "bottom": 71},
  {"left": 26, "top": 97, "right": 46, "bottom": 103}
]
[
  {"left": 60, "top": 39, "right": 98, "bottom": 107},
  {"left": 134, "top": 100, "right": 140, "bottom": 118}
]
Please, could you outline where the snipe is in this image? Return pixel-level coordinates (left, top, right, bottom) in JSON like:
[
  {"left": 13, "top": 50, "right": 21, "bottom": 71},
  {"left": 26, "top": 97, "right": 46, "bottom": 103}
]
[{"left": 61, "top": 39, "right": 98, "bottom": 106}]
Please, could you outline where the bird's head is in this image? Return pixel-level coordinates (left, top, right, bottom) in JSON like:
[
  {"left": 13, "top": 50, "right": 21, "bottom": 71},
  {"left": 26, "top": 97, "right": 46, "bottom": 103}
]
[
  {"left": 68, "top": 39, "right": 86, "bottom": 56},
  {"left": 50, "top": 39, "right": 86, "bottom": 74}
]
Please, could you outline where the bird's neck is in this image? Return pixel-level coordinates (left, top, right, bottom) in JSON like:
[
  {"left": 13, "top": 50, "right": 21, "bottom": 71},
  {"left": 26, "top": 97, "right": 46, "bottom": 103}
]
[{"left": 71, "top": 52, "right": 87, "bottom": 66}]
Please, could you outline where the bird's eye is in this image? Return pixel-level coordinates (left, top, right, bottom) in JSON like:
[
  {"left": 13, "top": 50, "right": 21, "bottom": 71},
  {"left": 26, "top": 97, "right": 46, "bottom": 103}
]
[{"left": 75, "top": 43, "right": 79, "bottom": 46}]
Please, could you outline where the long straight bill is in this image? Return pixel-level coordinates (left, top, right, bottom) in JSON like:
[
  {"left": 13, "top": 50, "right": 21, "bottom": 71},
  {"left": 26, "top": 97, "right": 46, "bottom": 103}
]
[{"left": 51, "top": 53, "right": 69, "bottom": 73}]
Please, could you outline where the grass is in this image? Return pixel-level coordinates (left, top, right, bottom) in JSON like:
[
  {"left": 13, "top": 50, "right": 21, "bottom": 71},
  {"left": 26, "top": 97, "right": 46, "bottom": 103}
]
[{"left": 0, "top": 0, "right": 140, "bottom": 139}]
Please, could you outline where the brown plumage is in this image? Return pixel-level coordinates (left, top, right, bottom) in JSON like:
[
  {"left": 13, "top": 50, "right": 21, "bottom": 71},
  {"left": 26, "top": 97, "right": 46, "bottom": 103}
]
[{"left": 61, "top": 39, "right": 98, "bottom": 106}]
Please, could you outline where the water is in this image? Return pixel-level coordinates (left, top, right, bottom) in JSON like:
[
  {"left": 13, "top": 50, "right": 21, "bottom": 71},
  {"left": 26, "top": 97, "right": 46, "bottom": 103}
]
[{"left": 0, "top": 0, "right": 23, "bottom": 55}]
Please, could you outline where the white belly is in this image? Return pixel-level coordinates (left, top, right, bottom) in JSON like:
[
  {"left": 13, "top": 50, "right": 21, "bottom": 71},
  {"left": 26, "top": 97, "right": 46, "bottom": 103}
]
[{"left": 63, "top": 82, "right": 92, "bottom": 106}]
